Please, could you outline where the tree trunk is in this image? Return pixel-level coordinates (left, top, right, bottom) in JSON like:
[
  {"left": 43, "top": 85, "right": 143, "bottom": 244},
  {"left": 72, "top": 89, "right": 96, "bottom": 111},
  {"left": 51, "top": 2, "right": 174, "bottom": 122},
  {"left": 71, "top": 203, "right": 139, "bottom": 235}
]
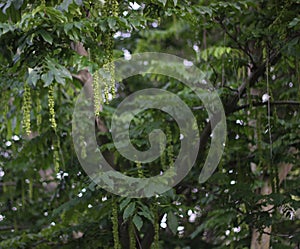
[
  {"left": 250, "top": 162, "right": 294, "bottom": 249},
  {"left": 250, "top": 179, "right": 272, "bottom": 249}
]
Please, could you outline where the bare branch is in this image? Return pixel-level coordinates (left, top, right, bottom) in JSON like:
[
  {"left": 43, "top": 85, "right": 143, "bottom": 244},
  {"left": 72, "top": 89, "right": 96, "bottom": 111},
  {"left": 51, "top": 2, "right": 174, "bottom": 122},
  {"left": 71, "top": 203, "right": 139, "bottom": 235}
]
[{"left": 233, "top": 101, "right": 300, "bottom": 113}]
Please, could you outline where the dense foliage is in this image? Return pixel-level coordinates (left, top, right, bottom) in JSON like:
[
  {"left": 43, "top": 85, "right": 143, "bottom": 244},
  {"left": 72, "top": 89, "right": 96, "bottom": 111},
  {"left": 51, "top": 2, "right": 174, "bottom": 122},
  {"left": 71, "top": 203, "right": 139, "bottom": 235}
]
[{"left": 0, "top": 0, "right": 299, "bottom": 248}]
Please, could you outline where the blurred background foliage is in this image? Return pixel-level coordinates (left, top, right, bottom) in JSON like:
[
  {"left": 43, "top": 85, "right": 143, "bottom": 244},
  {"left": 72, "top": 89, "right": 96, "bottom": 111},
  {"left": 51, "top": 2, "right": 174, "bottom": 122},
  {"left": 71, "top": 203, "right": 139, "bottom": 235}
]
[{"left": 0, "top": 0, "right": 299, "bottom": 248}]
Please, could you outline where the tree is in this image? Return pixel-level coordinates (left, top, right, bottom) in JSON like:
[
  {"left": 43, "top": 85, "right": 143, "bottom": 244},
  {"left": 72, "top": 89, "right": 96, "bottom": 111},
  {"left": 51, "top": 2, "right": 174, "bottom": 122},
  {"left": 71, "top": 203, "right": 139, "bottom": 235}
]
[{"left": 0, "top": 0, "right": 299, "bottom": 248}]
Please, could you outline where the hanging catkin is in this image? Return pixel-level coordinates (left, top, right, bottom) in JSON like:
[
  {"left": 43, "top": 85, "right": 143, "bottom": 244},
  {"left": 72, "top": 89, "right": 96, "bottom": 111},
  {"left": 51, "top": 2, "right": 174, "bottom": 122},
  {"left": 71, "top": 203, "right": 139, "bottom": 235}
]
[
  {"left": 22, "top": 83, "right": 31, "bottom": 135},
  {"left": 160, "top": 137, "right": 167, "bottom": 171},
  {"left": 36, "top": 91, "right": 42, "bottom": 132},
  {"left": 136, "top": 161, "right": 143, "bottom": 178},
  {"left": 111, "top": 197, "right": 121, "bottom": 249},
  {"left": 263, "top": 43, "right": 276, "bottom": 191},
  {"left": 48, "top": 84, "right": 60, "bottom": 173},
  {"left": 29, "top": 179, "right": 33, "bottom": 201},
  {"left": 48, "top": 85, "right": 57, "bottom": 130},
  {"left": 152, "top": 202, "right": 159, "bottom": 249},
  {"left": 92, "top": 70, "right": 102, "bottom": 116},
  {"left": 129, "top": 220, "right": 136, "bottom": 249},
  {"left": 102, "top": 0, "right": 118, "bottom": 102},
  {"left": 166, "top": 126, "right": 174, "bottom": 168},
  {"left": 256, "top": 110, "right": 263, "bottom": 168}
]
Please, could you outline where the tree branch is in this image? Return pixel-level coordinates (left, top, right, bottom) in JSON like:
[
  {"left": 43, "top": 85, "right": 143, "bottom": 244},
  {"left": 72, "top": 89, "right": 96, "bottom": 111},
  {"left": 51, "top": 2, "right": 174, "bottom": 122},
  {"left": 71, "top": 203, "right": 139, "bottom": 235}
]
[
  {"left": 217, "top": 19, "right": 256, "bottom": 68},
  {"left": 233, "top": 100, "right": 300, "bottom": 113}
]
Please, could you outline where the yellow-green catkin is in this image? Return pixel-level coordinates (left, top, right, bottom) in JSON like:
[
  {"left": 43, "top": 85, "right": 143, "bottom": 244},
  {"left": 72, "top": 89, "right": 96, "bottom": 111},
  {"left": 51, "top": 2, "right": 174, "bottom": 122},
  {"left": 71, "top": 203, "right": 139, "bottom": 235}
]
[
  {"left": 103, "top": 63, "right": 111, "bottom": 102},
  {"left": 80, "top": 135, "right": 87, "bottom": 159},
  {"left": 166, "top": 126, "right": 174, "bottom": 168},
  {"left": 36, "top": 91, "right": 42, "bottom": 132},
  {"left": 255, "top": 110, "right": 263, "bottom": 173},
  {"left": 53, "top": 143, "right": 60, "bottom": 173},
  {"left": 136, "top": 161, "right": 144, "bottom": 178},
  {"left": 48, "top": 84, "right": 60, "bottom": 173},
  {"left": 29, "top": 179, "right": 33, "bottom": 201},
  {"left": 129, "top": 220, "right": 136, "bottom": 249},
  {"left": 48, "top": 84, "right": 57, "bottom": 130},
  {"left": 92, "top": 70, "right": 102, "bottom": 116},
  {"left": 102, "top": 0, "right": 118, "bottom": 102},
  {"left": 152, "top": 203, "right": 159, "bottom": 249},
  {"left": 21, "top": 180, "right": 25, "bottom": 207},
  {"left": 160, "top": 137, "right": 167, "bottom": 171},
  {"left": 111, "top": 197, "right": 121, "bottom": 249},
  {"left": 22, "top": 83, "right": 32, "bottom": 136}
]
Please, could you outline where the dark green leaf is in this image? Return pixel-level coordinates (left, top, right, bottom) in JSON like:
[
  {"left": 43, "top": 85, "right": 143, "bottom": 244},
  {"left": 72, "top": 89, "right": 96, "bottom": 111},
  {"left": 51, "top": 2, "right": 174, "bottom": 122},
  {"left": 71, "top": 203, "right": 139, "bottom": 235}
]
[
  {"left": 39, "top": 30, "right": 53, "bottom": 44},
  {"left": 167, "top": 211, "right": 178, "bottom": 235},
  {"left": 133, "top": 214, "right": 143, "bottom": 231},
  {"left": 27, "top": 68, "right": 40, "bottom": 87},
  {"left": 41, "top": 71, "right": 54, "bottom": 87},
  {"left": 123, "top": 202, "right": 136, "bottom": 220}
]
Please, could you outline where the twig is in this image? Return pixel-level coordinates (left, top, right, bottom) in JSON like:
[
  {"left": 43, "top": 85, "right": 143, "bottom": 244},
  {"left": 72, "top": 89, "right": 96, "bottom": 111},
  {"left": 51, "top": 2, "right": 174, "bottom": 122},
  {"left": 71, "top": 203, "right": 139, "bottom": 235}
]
[
  {"left": 217, "top": 19, "right": 256, "bottom": 68},
  {"left": 233, "top": 101, "right": 300, "bottom": 113}
]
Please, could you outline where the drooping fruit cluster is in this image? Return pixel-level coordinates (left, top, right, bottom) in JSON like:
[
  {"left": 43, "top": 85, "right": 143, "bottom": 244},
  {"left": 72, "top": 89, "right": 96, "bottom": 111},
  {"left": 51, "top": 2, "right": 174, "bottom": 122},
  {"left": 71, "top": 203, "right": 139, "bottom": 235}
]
[
  {"left": 36, "top": 91, "right": 42, "bottom": 132},
  {"left": 166, "top": 126, "right": 174, "bottom": 168},
  {"left": 92, "top": 70, "right": 102, "bottom": 116},
  {"left": 152, "top": 202, "right": 160, "bottom": 249},
  {"left": 111, "top": 197, "right": 121, "bottom": 249},
  {"left": 136, "top": 161, "right": 144, "bottom": 178},
  {"left": 48, "top": 84, "right": 60, "bottom": 173},
  {"left": 102, "top": 0, "right": 119, "bottom": 101},
  {"left": 129, "top": 220, "right": 136, "bottom": 249},
  {"left": 22, "top": 83, "right": 32, "bottom": 136},
  {"left": 48, "top": 84, "right": 57, "bottom": 130}
]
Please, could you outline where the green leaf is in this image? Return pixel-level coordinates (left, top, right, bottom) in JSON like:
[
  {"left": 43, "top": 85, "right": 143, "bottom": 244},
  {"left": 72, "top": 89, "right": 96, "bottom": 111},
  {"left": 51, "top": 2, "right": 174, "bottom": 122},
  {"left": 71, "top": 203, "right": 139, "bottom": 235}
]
[
  {"left": 41, "top": 71, "right": 54, "bottom": 87},
  {"left": 107, "top": 17, "right": 116, "bottom": 29},
  {"left": 138, "top": 204, "right": 153, "bottom": 222},
  {"left": 46, "top": 7, "right": 67, "bottom": 23},
  {"left": 27, "top": 68, "right": 40, "bottom": 87},
  {"left": 64, "top": 23, "right": 73, "bottom": 34},
  {"left": 158, "top": 0, "right": 167, "bottom": 6},
  {"left": 190, "top": 223, "right": 206, "bottom": 239},
  {"left": 75, "top": 0, "right": 83, "bottom": 5},
  {"left": 58, "top": 0, "right": 73, "bottom": 12},
  {"left": 2, "top": 1, "right": 12, "bottom": 14},
  {"left": 288, "top": 17, "right": 300, "bottom": 28},
  {"left": 167, "top": 211, "right": 178, "bottom": 235},
  {"left": 39, "top": 30, "right": 53, "bottom": 44},
  {"left": 120, "top": 198, "right": 131, "bottom": 211},
  {"left": 6, "top": 118, "right": 12, "bottom": 140},
  {"left": 123, "top": 202, "right": 136, "bottom": 220},
  {"left": 133, "top": 214, "right": 143, "bottom": 231},
  {"left": 55, "top": 65, "right": 72, "bottom": 80},
  {"left": 173, "top": 0, "right": 178, "bottom": 6}
]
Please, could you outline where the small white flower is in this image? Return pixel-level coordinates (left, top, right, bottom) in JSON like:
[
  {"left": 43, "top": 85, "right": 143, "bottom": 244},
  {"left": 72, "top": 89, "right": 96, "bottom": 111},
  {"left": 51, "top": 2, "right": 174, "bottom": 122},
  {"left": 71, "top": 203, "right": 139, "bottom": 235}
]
[
  {"left": 262, "top": 93, "right": 270, "bottom": 103},
  {"left": 129, "top": 2, "right": 141, "bottom": 10}
]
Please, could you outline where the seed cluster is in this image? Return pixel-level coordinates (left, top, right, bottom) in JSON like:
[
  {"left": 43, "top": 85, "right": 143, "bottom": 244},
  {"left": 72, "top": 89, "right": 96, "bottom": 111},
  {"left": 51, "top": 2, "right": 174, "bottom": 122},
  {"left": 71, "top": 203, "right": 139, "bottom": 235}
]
[
  {"left": 160, "top": 138, "right": 167, "bottom": 171},
  {"left": 111, "top": 197, "right": 121, "bottom": 249},
  {"left": 48, "top": 85, "right": 57, "bottom": 130},
  {"left": 22, "top": 83, "right": 32, "bottom": 136},
  {"left": 166, "top": 126, "right": 174, "bottom": 168},
  {"left": 152, "top": 203, "right": 159, "bottom": 249},
  {"left": 48, "top": 84, "right": 60, "bottom": 173},
  {"left": 129, "top": 220, "right": 136, "bottom": 249},
  {"left": 36, "top": 91, "right": 42, "bottom": 132},
  {"left": 136, "top": 161, "right": 144, "bottom": 178},
  {"left": 79, "top": 135, "right": 87, "bottom": 159},
  {"left": 92, "top": 70, "right": 102, "bottom": 116},
  {"left": 53, "top": 140, "right": 60, "bottom": 173},
  {"left": 102, "top": 0, "right": 119, "bottom": 101}
]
